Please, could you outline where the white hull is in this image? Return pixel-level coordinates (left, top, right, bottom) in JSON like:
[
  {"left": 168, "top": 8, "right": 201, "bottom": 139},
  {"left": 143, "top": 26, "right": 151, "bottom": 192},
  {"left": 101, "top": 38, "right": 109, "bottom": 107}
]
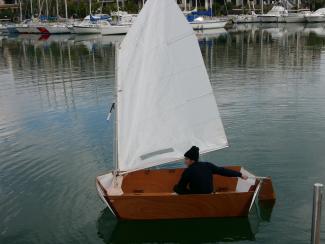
[
  {"left": 190, "top": 20, "right": 227, "bottom": 30},
  {"left": 42, "top": 26, "right": 71, "bottom": 34},
  {"left": 284, "top": 16, "right": 306, "bottom": 23},
  {"left": 258, "top": 16, "right": 277, "bottom": 23},
  {"left": 101, "top": 25, "right": 130, "bottom": 35},
  {"left": 305, "top": 16, "right": 325, "bottom": 22},
  {"left": 234, "top": 15, "right": 259, "bottom": 23},
  {"left": 73, "top": 26, "right": 101, "bottom": 34},
  {"left": 16, "top": 26, "right": 41, "bottom": 34},
  {"left": 258, "top": 15, "right": 285, "bottom": 23}
]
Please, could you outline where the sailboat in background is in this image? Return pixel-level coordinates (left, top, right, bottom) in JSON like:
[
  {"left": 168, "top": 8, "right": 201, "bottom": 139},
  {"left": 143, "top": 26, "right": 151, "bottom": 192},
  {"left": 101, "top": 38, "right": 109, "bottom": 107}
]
[
  {"left": 186, "top": 0, "right": 228, "bottom": 29},
  {"left": 40, "top": 0, "right": 71, "bottom": 34},
  {"left": 96, "top": 0, "right": 275, "bottom": 220},
  {"left": 305, "top": 8, "right": 325, "bottom": 22},
  {"left": 72, "top": 0, "right": 131, "bottom": 35}
]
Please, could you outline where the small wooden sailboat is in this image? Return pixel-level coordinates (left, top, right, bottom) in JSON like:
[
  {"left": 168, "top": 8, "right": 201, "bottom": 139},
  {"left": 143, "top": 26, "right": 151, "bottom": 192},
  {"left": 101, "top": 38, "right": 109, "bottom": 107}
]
[{"left": 96, "top": 0, "right": 276, "bottom": 220}]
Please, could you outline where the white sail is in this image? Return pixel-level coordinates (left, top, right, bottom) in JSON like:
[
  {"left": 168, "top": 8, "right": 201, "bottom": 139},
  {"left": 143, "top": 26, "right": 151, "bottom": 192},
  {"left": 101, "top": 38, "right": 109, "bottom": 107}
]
[{"left": 116, "top": 0, "right": 228, "bottom": 173}]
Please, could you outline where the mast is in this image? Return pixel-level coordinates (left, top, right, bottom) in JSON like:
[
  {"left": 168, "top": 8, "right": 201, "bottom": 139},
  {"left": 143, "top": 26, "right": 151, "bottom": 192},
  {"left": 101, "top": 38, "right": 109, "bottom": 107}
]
[
  {"left": 64, "top": 0, "right": 68, "bottom": 18},
  {"left": 114, "top": 44, "right": 119, "bottom": 172},
  {"left": 89, "top": 0, "right": 92, "bottom": 15},
  {"left": 116, "top": 0, "right": 120, "bottom": 24},
  {"left": 56, "top": 0, "right": 59, "bottom": 17},
  {"left": 45, "top": 0, "right": 49, "bottom": 18},
  {"left": 242, "top": 0, "right": 244, "bottom": 14},
  {"left": 205, "top": 0, "right": 208, "bottom": 10},
  {"left": 210, "top": 0, "right": 212, "bottom": 16},
  {"left": 38, "top": 0, "right": 41, "bottom": 16},
  {"left": 19, "top": 0, "right": 23, "bottom": 22},
  {"left": 30, "top": 0, "right": 33, "bottom": 18}
]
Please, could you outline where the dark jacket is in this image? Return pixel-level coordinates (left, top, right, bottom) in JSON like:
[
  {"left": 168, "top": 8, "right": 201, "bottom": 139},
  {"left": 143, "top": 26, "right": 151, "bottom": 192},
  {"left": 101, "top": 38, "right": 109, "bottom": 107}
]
[{"left": 173, "top": 162, "right": 242, "bottom": 194}]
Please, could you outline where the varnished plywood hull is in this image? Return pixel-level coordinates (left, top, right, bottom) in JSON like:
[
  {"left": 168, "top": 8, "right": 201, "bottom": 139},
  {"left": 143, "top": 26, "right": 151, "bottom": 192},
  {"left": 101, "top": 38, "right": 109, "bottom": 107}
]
[
  {"left": 96, "top": 167, "right": 275, "bottom": 220},
  {"left": 107, "top": 192, "right": 253, "bottom": 220}
]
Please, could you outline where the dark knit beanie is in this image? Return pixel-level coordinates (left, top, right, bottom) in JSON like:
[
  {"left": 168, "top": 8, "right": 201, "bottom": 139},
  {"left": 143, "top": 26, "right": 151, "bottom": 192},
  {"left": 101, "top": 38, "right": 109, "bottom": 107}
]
[{"left": 184, "top": 146, "right": 199, "bottom": 161}]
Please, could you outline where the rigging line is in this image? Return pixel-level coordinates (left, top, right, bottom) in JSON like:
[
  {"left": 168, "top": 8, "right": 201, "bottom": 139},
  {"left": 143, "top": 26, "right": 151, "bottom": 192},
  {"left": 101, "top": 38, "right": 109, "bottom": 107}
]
[{"left": 106, "top": 102, "right": 115, "bottom": 121}]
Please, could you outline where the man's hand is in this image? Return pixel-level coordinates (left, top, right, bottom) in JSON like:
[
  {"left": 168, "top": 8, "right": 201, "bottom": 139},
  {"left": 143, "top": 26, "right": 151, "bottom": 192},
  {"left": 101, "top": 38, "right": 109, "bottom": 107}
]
[{"left": 241, "top": 175, "right": 248, "bottom": 180}]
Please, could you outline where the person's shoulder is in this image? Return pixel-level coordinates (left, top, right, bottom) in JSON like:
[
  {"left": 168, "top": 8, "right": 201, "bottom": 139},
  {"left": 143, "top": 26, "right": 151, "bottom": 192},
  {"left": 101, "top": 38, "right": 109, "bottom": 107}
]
[
  {"left": 198, "top": 161, "right": 212, "bottom": 166},
  {"left": 200, "top": 162, "right": 219, "bottom": 169},
  {"left": 191, "top": 161, "right": 212, "bottom": 169}
]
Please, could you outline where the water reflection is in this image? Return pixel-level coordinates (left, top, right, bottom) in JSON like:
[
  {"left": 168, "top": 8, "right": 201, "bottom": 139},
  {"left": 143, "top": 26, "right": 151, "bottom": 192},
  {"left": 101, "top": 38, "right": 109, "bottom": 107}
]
[
  {"left": 96, "top": 199, "right": 275, "bottom": 243},
  {"left": 0, "top": 34, "right": 123, "bottom": 115},
  {"left": 97, "top": 211, "right": 251, "bottom": 243}
]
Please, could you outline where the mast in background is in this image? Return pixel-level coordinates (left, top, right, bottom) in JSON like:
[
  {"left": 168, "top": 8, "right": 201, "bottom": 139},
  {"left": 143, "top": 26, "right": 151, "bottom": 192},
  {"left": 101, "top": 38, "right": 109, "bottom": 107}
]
[
  {"left": 56, "top": 0, "right": 59, "bottom": 17},
  {"left": 64, "top": 0, "right": 68, "bottom": 18},
  {"left": 19, "top": 0, "right": 22, "bottom": 22},
  {"left": 210, "top": 0, "right": 212, "bottom": 16},
  {"left": 116, "top": 0, "right": 120, "bottom": 24},
  {"left": 45, "top": 0, "right": 49, "bottom": 18},
  {"left": 30, "top": 0, "right": 33, "bottom": 18},
  {"left": 38, "top": 0, "right": 41, "bottom": 16}
]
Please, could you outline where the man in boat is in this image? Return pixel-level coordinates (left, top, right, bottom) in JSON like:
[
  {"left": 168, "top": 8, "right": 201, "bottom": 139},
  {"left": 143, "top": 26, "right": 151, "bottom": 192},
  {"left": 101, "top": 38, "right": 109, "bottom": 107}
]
[{"left": 173, "top": 146, "right": 248, "bottom": 194}]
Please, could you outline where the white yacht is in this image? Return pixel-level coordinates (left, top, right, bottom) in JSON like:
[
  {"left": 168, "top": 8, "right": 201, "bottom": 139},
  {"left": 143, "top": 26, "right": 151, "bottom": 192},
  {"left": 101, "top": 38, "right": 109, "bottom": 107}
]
[
  {"left": 189, "top": 16, "right": 228, "bottom": 30},
  {"left": 100, "top": 23, "right": 130, "bottom": 35},
  {"left": 185, "top": 1, "right": 227, "bottom": 29},
  {"left": 111, "top": 11, "right": 137, "bottom": 25},
  {"left": 15, "top": 19, "right": 41, "bottom": 34},
  {"left": 257, "top": 6, "right": 288, "bottom": 23},
  {"left": 284, "top": 11, "right": 311, "bottom": 23},
  {"left": 37, "top": 22, "right": 71, "bottom": 34},
  {"left": 72, "top": 15, "right": 110, "bottom": 34},
  {"left": 305, "top": 8, "right": 325, "bottom": 22},
  {"left": 233, "top": 11, "right": 259, "bottom": 23},
  {"left": 72, "top": 14, "right": 131, "bottom": 35}
]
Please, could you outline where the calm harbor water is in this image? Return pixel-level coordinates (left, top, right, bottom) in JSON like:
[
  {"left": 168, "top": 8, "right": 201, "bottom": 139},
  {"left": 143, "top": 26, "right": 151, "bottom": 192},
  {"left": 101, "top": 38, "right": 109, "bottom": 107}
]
[{"left": 1, "top": 23, "right": 325, "bottom": 243}]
